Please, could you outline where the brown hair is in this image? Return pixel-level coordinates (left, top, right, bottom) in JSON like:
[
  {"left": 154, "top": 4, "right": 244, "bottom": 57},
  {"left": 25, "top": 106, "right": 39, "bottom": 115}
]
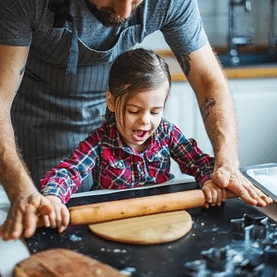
[{"left": 106, "top": 48, "right": 171, "bottom": 121}]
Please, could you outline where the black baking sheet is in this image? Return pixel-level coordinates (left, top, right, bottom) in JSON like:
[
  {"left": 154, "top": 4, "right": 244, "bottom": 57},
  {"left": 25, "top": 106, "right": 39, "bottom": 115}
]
[{"left": 26, "top": 182, "right": 277, "bottom": 277}]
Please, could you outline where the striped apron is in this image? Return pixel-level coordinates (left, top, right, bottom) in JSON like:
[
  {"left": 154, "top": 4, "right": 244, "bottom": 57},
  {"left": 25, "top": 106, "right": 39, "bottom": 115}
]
[{"left": 11, "top": 0, "right": 143, "bottom": 191}]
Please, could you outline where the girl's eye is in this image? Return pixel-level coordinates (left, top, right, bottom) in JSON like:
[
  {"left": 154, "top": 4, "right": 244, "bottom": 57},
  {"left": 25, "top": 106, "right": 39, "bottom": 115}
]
[
  {"left": 151, "top": 110, "right": 162, "bottom": 115},
  {"left": 128, "top": 110, "right": 139, "bottom": 114}
]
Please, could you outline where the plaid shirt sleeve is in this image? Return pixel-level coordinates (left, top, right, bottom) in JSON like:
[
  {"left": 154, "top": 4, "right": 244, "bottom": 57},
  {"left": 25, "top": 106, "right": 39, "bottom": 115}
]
[
  {"left": 165, "top": 121, "right": 214, "bottom": 187},
  {"left": 40, "top": 133, "right": 100, "bottom": 204}
]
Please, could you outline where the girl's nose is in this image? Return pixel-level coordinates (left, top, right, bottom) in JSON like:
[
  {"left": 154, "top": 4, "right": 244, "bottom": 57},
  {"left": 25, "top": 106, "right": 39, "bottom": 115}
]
[
  {"left": 114, "top": 0, "right": 134, "bottom": 19},
  {"left": 140, "top": 113, "right": 150, "bottom": 126}
]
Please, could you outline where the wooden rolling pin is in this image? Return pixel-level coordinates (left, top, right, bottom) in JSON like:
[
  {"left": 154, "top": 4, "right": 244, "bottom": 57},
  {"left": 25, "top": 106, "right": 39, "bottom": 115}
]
[{"left": 68, "top": 190, "right": 235, "bottom": 225}]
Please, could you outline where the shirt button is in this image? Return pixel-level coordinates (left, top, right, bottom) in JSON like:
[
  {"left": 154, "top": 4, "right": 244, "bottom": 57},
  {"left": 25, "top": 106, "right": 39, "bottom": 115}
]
[{"left": 116, "top": 161, "right": 124, "bottom": 168}]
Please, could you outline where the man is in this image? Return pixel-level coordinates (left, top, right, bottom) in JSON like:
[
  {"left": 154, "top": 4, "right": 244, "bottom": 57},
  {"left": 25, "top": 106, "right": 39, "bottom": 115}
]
[{"left": 0, "top": 0, "right": 272, "bottom": 241}]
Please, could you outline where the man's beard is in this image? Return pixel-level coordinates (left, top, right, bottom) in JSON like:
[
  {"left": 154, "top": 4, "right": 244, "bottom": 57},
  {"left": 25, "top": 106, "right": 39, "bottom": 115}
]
[{"left": 87, "top": 2, "right": 135, "bottom": 27}]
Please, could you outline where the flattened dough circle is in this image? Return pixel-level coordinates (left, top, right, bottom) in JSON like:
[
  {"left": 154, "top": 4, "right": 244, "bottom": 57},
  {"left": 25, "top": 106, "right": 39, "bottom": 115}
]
[{"left": 89, "top": 210, "right": 192, "bottom": 245}]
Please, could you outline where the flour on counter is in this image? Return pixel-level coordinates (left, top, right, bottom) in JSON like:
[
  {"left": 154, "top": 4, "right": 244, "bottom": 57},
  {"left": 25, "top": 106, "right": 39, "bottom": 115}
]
[
  {"left": 100, "top": 248, "right": 127, "bottom": 254},
  {"left": 69, "top": 234, "right": 82, "bottom": 242}
]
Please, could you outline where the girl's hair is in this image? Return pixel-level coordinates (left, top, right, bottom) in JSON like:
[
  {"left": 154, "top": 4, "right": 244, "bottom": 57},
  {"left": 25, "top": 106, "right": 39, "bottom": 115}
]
[{"left": 106, "top": 48, "right": 171, "bottom": 121}]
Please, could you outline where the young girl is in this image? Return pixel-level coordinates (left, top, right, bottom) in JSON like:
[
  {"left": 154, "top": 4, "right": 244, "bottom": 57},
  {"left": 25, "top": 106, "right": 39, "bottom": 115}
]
[{"left": 40, "top": 48, "right": 226, "bottom": 232}]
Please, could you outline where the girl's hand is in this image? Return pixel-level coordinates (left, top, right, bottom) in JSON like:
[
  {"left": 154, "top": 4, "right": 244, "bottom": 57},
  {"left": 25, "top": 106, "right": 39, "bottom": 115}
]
[
  {"left": 201, "top": 179, "right": 227, "bottom": 208},
  {"left": 43, "top": 195, "right": 70, "bottom": 233}
]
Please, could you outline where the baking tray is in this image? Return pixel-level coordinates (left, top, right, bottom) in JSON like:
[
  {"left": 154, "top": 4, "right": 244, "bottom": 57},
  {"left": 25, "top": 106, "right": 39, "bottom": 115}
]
[{"left": 242, "top": 163, "right": 277, "bottom": 202}]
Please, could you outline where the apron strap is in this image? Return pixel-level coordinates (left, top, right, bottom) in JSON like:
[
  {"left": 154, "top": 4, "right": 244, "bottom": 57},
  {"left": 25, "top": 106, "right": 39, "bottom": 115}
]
[{"left": 48, "top": 0, "right": 79, "bottom": 75}]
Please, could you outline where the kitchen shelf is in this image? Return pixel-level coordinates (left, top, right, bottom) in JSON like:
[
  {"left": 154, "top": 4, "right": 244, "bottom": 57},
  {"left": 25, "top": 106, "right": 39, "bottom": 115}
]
[{"left": 157, "top": 45, "right": 277, "bottom": 81}]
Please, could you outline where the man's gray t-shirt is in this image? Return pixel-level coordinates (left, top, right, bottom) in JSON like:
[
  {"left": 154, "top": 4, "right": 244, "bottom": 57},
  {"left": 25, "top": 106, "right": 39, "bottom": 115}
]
[{"left": 0, "top": 0, "right": 207, "bottom": 191}]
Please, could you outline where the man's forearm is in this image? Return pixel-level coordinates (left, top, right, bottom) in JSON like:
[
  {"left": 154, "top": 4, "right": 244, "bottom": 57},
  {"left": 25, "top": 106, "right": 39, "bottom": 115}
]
[
  {"left": 199, "top": 82, "right": 239, "bottom": 168},
  {"left": 0, "top": 44, "right": 35, "bottom": 202},
  {"left": 0, "top": 118, "right": 36, "bottom": 203},
  {"left": 175, "top": 43, "right": 240, "bottom": 167},
  {"left": 176, "top": 43, "right": 273, "bottom": 206}
]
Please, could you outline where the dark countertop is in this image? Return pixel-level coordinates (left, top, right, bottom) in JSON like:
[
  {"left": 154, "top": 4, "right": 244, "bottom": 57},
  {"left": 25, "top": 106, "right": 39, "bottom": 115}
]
[{"left": 26, "top": 182, "right": 277, "bottom": 277}]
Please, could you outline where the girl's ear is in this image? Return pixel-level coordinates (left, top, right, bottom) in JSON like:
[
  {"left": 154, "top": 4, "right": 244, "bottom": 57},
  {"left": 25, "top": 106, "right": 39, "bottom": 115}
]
[{"left": 106, "top": 91, "right": 115, "bottom": 112}]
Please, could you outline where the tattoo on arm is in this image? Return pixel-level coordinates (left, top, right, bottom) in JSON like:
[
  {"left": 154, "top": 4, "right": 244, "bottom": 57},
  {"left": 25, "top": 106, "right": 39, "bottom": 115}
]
[
  {"left": 19, "top": 65, "right": 26, "bottom": 76},
  {"left": 201, "top": 97, "right": 216, "bottom": 122},
  {"left": 175, "top": 53, "right": 191, "bottom": 76}
]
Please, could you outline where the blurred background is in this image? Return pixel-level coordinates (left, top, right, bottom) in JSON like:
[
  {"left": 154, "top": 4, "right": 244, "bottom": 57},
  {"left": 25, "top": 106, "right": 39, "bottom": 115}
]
[
  {"left": 139, "top": 0, "right": 277, "bottom": 178},
  {"left": 140, "top": 0, "right": 276, "bottom": 52}
]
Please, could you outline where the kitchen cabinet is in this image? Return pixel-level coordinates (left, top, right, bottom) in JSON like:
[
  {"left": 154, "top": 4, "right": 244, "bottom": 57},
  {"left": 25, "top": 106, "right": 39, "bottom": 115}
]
[
  {"left": 163, "top": 82, "right": 197, "bottom": 179},
  {"left": 165, "top": 78, "right": 277, "bottom": 178},
  {"left": 231, "top": 78, "right": 277, "bottom": 167}
]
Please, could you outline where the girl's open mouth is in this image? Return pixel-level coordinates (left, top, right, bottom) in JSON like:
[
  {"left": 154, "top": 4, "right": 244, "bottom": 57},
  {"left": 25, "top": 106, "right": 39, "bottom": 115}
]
[{"left": 133, "top": 130, "right": 148, "bottom": 139}]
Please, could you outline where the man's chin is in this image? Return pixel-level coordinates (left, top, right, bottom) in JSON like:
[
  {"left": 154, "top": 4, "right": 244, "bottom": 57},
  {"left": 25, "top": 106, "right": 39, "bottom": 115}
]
[
  {"left": 98, "top": 17, "right": 128, "bottom": 28},
  {"left": 87, "top": 3, "right": 129, "bottom": 27}
]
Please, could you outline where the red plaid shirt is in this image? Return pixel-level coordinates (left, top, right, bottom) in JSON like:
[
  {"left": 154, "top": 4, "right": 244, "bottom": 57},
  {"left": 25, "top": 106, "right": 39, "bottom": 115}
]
[{"left": 40, "top": 117, "right": 214, "bottom": 203}]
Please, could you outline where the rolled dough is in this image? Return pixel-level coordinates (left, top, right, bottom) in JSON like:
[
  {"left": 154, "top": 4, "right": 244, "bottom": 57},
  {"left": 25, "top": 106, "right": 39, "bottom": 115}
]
[{"left": 89, "top": 210, "right": 192, "bottom": 245}]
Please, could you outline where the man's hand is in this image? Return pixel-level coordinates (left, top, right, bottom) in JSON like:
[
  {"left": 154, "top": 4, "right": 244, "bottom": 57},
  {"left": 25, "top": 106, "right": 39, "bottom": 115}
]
[
  {"left": 212, "top": 164, "right": 273, "bottom": 207},
  {"left": 0, "top": 191, "right": 54, "bottom": 241}
]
